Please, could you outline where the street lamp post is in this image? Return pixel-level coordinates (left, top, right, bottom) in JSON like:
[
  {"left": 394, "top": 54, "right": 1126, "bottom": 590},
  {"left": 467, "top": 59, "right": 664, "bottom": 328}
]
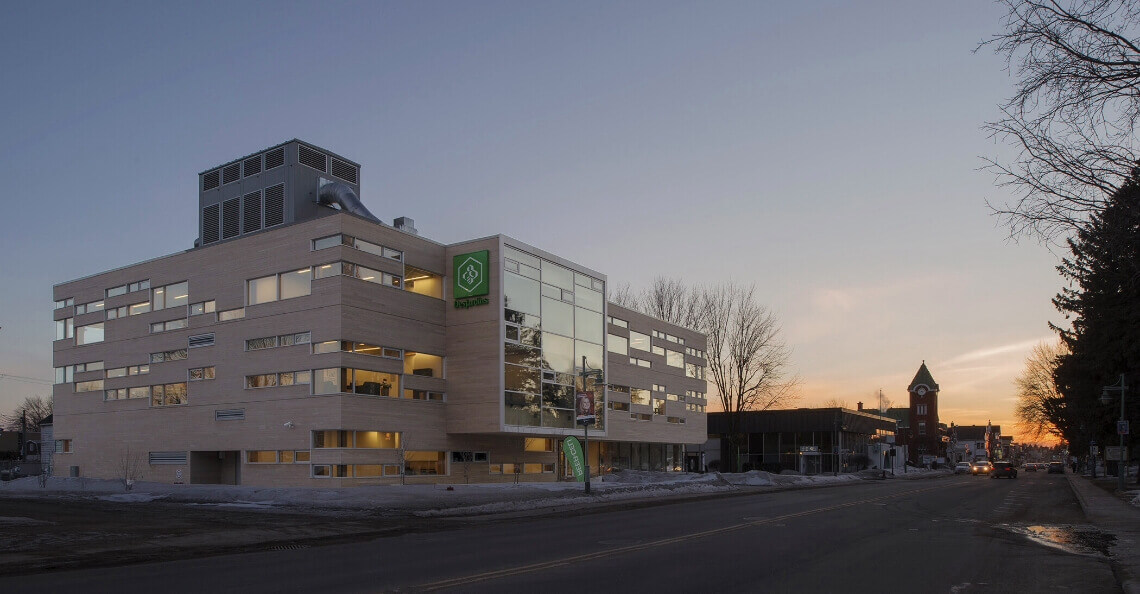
[
  {"left": 1101, "top": 374, "right": 1128, "bottom": 491},
  {"left": 579, "top": 355, "right": 604, "bottom": 495}
]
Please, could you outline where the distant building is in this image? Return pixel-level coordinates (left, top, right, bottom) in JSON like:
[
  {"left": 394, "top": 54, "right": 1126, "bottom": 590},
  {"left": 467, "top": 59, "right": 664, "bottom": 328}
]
[
  {"left": 950, "top": 424, "right": 1002, "bottom": 461},
  {"left": 697, "top": 408, "right": 897, "bottom": 474},
  {"left": 906, "top": 361, "right": 943, "bottom": 464}
]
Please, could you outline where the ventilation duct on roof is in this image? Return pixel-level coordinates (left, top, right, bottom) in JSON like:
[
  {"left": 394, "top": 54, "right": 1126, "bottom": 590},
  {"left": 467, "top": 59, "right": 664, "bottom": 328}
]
[{"left": 318, "top": 179, "right": 379, "bottom": 223}]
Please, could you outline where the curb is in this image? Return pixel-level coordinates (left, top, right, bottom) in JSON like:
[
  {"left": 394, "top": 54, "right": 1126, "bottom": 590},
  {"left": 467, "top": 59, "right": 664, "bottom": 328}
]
[{"left": 1066, "top": 473, "right": 1140, "bottom": 594}]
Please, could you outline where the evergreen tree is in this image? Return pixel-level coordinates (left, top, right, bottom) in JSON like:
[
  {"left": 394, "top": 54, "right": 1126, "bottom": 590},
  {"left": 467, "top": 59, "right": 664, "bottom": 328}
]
[{"left": 1052, "top": 172, "right": 1140, "bottom": 453}]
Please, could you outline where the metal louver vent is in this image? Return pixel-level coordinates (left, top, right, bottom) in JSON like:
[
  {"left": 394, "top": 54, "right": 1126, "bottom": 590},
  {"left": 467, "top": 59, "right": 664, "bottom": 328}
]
[
  {"left": 242, "top": 191, "right": 262, "bottom": 233},
  {"left": 264, "top": 184, "right": 285, "bottom": 227},
  {"left": 188, "top": 333, "right": 215, "bottom": 348},
  {"left": 222, "top": 198, "right": 240, "bottom": 239},
  {"left": 243, "top": 155, "right": 262, "bottom": 177},
  {"left": 298, "top": 145, "right": 327, "bottom": 172},
  {"left": 265, "top": 147, "right": 285, "bottom": 170},
  {"left": 222, "top": 163, "right": 241, "bottom": 185},
  {"left": 203, "top": 204, "right": 220, "bottom": 243},
  {"left": 203, "top": 170, "right": 220, "bottom": 191},
  {"left": 149, "top": 451, "right": 188, "bottom": 465},
  {"left": 215, "top": 409, "right": 246, "bottom": 421},
  {"left": 330, "top": 158, "right": 358, "bottom": 184}
]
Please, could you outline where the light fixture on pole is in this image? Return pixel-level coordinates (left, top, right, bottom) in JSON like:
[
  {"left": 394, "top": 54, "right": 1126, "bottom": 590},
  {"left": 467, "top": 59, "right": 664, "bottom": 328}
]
[
  {"left": 1100, "top": 374, "right": 1128, "bottom": 491},
  {"left": 577, "top": 355, "right": 604, "bottom": 494}
]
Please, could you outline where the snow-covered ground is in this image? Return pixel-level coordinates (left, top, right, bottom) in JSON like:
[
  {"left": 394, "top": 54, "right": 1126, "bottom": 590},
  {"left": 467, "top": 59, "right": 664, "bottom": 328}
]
[{"left": 0, "top": 468, "right": 952, "bottom": 517}]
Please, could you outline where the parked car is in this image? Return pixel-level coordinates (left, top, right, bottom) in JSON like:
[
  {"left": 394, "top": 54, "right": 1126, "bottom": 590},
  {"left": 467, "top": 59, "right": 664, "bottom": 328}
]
[
  {"left": 954, "top": 462, "right": 972, "bottom": 474},
  {"left": 1047, "top": 461, "right": 1065, "bottom": 474},
  {"left": 991, "top": 461, "right": 1017, "bottom": 479},
  {"left": 971, "top": 461, "right": 993, "bottom": 475}
]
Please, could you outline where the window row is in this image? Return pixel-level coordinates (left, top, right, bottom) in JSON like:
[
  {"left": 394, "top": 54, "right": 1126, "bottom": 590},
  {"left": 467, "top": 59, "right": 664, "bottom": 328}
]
[
  {"left": 103, "top": 382, "right": 187, "bottom": 406},
  {"left": 106, "top": 279, "right": 150, "bottom": 299},
  {"left": 311, "top": 453, "right": 446, "bottom": 477},
  {"left": 685, "top": 346, "right": 707, "bottom": 359},
  {"left": 55, "top": 361, "right": 103, "bottom": 384},
  {"left": 248, "top": 269, "right": 312, "bottom": 305},
  {"left": 314, "top": 261, "right": 401, "bottom": 288},
  {"left": 105, "top": 302, "right": 151, "bottom": 319},
  {"left": 246, "top": 331, "right": 311, "bottom": 351},
  {"left": 313, "top": 234, "right": 403, "bottom": 262},
  {"left": 313, "top": 342, "right": 445, "bottom": 377},
  {"left": 608, "top": 316, "right": 627, "bottom": 328},
  {"left": 105, "top": 364, "right": 149, "bottom": 378},
  {"left": 246, "top": 371, "right": 311, "bottom": 388},
  {"left": 312, "top": 430, "right": 401, "bottom": 449},
  {"left": 312, "top": 368, "right": 400, "bottom": 397},
  {"left": 651, "top": 330, "right": 686, "bottom": 345},
  {"left": 151, "top": 349, "right": 188, "bottom": 363},
  {"left": 150, "top": 318, "right": 187, "bottom": 333},
  {"left": 247, "top": 450, "right": 311, "bottom": 464}
]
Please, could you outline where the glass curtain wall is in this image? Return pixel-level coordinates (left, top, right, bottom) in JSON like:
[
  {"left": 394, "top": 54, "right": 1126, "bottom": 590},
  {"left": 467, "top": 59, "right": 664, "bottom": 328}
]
[{"left": 502, "top": 245, "right": 606, "bottom": 430}]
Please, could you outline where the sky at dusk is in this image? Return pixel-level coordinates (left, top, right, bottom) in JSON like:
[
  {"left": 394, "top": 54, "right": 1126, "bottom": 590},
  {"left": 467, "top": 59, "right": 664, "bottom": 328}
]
[{"left": 0, "top": 1, "right": 1064, "bottom": 441}]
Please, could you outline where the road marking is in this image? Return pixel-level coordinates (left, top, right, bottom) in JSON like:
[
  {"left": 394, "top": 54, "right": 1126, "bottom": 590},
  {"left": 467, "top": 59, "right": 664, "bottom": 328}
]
[{"left": 414, "top": 485, "right": 943, "bottom": 591}]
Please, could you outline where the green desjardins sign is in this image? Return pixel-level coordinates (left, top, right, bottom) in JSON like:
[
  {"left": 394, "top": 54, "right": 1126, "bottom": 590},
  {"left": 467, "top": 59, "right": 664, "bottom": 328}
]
[{"left": 453, "top": 250, "right": 490, "bottom": 309}]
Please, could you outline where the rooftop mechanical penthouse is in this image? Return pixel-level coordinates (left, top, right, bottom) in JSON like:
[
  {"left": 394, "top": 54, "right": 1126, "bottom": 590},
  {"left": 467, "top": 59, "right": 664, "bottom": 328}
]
[{"left": 52, "top": 140, "right": 709, "bottom": 486}]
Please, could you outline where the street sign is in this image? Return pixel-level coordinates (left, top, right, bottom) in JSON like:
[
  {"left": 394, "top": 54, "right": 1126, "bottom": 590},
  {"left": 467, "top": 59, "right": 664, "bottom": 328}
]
[
  {"left": 1118, "top": 420, "right": 1130, "bottom": 435},
  {"left": 1105, "top": 446, "right": 1129, "bottom": 461},
  {"left": 1090, "top": 445, "right": 1100, "bottom": 456}
]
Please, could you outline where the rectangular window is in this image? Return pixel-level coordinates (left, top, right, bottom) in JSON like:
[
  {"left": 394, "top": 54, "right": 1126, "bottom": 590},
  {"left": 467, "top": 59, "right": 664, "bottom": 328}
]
[
  {"left": 353, "top": 431, "right": 400, "bottom": 449},
  {"left": 918, "top": 421, "right": 927, "bottom": 435},
  {"left": 75, "top": 322, "right": 104, "bottom": 345},
  {"left": 75, "top": 379, "right": 104, "bottom": 393},
  {"left": 55, "top": 317, "right": 74, "bottom": 341},
  {"left": 55, "top": 298, "right": 74, "bottom": 310},
  {"left": 630, "top": 357, "right": 651, "bottom": 368},
  {"left": 152, "top": 281, "right": 188, "bottom": 310},
  {"left": 189, "top": 300, "right": 216, "bottom": 316},
  {"left": 280, "top": 268, "right": 312, "bottom": 299},
  {"left": 246, "top": 374, "right": 278, "bottom": 388},
  {"left": 607, "top": 334, "right": 628, "bottom": 355},
  {"left": 652, "top": 399, "right": 666, "bottom": 415},
  {"left": 150, "top": 349, "right": 187, "bottom": 363},
  {"left": 247, "top": 450, "right": 277, "bottom": 464},
  {"left": 312, "top": 430, "right": 354, "bottom": 448},
  {"left": 524, "top": 438, "right": 553, "bottom": 452},
  {"left": 106, "top": 285, "right": 127, "bottom": 298},
  {"left": 916, "top": 404, "right": 928, "bottom": 415},
  {"left": 128, "top": 302, "right": 151, "bottom": 316},
  {"left": 405, "top": 451, "right": 446, "bottom": 476},
  {"left": 128, "top": 386, "right": 150, "bottom": 399},
  {"left": 609, "top": 401, "right": 630, "bottom": 411},
  {"left": 247, "top": 275, "right": 278, "bottom": 305},
  {"left": 56, "top": 439, "right": 72, "bottom": 453},
  {"left": 403, "top": 389, "right": 444, "bottom": 401},
  {"left": 666, "top": 350, "right": 684, "bottom": 368},
  {"left": 629, "top": 331, "right": 651, "bottom": 352},
  {"left": 218, "top": 308, "right": 245, "bottom": 321},
  {"left": 150, "top": 382, "right": 188, "bottom": 407},
  {"left": 188, "top": 366, "right": 215, "bottom": 381},
  {"left": 150, "top": 319, "right": 187, "bottom": 333},
  {"left": 630, "top": 388, "right": 650, "bottom": 405},
  {"left": 75, "top": 300, "right": 104, "bottom": 315}
]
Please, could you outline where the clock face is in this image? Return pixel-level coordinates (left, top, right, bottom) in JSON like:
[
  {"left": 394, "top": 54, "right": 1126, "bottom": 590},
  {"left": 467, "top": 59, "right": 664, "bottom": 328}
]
[{"left": 916, "top": 386, "right": 928, "bottom": 396}]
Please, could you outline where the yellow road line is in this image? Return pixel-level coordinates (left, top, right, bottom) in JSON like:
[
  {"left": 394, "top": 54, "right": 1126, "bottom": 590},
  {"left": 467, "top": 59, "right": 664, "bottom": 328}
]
[{"left": 416, "top": 484, "right": 941, "bottom": 591}]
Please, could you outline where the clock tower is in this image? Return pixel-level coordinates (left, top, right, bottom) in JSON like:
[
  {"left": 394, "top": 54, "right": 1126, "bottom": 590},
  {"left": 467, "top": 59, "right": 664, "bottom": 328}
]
[{"left": 907, "top": 361, "right": 941, "bottom": 464}]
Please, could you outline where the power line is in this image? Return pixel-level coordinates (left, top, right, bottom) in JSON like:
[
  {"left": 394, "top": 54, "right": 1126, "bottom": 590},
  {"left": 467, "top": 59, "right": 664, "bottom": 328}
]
[{"left": 0, "top": 373, "right": 53, "bottom": 386}]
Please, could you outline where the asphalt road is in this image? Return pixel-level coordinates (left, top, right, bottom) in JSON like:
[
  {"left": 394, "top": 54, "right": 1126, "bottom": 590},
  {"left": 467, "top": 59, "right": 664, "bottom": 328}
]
[{"left": 2, "top": 471, "right": 1119, "bottom": 593}]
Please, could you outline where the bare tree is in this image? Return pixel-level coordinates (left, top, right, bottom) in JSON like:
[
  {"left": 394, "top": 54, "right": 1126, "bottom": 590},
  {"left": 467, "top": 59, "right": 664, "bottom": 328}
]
[
  {"left": 703, "top": 284, "right": 799, "bottom": 471},
  {"left": 608, "top": 282, "right": 638, "bottom": 309},
  {"left": 822, "top": 398, "right": 850, "bottom": 409},
  {"left": 1015, "top": 340, "right": 1070, "bottom": 442},
  {"left": 394, "top": 434, "right": 410, "bottom": 485},
  {"left": 119, "top": 447, "right": 146, "bottom": 491},
  {"left": 981, "top": 0, "right": 1140, "bottom": 242},
  {"left": 457, "top": 451, "right": 474, "bottom": 484},
  {"left": 1, "top": 395, "right": 52, "bottom": 431},
  {"left": 638, "top": 276, "right": 705, "bottom": 330}
]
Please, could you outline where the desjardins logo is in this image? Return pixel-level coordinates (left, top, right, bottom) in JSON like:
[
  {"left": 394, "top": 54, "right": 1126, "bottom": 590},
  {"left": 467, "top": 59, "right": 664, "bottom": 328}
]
[{"left": 453, "top": 250, "right": 490, "bottom": 308}]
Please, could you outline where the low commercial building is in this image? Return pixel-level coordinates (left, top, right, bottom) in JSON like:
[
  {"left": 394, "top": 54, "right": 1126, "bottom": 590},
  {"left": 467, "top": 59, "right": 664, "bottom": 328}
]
[
  {"left": 698, "top": 407, "right": 897, "bottom": 474},
  {"left": 51, "top": 139, "right": 709, "bottom": 486}
]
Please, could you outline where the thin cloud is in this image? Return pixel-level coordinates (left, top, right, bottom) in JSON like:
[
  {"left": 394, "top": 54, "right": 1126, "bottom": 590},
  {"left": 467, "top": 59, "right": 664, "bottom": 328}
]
[{"left": 940, "top": 336, "right": 1055, "bottom": 367}]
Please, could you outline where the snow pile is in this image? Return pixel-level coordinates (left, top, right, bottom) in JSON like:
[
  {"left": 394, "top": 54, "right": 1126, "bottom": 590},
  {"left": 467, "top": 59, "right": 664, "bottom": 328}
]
[
  {"left": 98, "top": 493, "right": 168, "bottom": 503},
  {"left": 722, "top": 470, "right": 775, "bottom": 486}
]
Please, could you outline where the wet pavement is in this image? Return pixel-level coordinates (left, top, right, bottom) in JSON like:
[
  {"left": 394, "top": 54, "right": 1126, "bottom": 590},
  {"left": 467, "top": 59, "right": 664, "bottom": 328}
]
[{"left": 1068, "top": 472, "right": 1140, "bottom": 594}]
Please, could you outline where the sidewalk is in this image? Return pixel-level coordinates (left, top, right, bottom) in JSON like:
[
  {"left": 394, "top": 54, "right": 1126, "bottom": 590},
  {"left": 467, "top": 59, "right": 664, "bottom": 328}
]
[{"left": 1067, "top": 472, "right": 1140, "bottom": 594}]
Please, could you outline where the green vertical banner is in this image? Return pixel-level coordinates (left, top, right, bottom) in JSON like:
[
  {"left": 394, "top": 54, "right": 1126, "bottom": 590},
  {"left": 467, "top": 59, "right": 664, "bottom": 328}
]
[{"left": 563, "top": 436, "right": 585, "bottom": 482}]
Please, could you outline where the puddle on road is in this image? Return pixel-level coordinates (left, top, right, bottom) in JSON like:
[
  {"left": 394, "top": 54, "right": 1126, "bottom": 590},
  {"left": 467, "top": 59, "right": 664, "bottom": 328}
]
[{"left": 1000, "top": 524, "right": 1115, "bottom": 557}]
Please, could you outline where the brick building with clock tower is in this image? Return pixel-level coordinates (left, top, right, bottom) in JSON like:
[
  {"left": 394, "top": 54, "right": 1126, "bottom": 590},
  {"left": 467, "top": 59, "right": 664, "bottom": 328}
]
[{"left": 907, "top": 361, "right": 943, "bottom": 463}]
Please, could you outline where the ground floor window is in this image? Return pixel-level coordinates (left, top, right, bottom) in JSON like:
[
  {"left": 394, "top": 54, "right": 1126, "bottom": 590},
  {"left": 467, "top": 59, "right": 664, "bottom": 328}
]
[{"left": 404, "top": 451, "right": 446, "bottom": 475}]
